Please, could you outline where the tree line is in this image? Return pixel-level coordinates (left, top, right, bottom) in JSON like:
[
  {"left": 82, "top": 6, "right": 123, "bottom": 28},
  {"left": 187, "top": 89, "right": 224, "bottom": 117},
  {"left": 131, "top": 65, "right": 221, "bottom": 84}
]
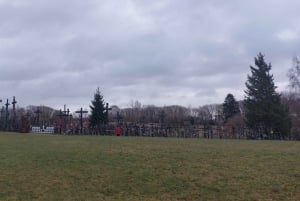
[
  {"left": 1, "top": 53, "right": 299, "bottom": 139},
  {"left": 89, "top": 53, "right": 299, "bottom": 139}
]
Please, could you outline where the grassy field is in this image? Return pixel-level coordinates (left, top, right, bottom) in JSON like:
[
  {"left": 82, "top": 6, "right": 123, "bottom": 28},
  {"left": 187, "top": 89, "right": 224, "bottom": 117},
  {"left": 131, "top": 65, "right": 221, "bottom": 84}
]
[{"left": 0, "top": 133, "right": 299, "bottom": 201}]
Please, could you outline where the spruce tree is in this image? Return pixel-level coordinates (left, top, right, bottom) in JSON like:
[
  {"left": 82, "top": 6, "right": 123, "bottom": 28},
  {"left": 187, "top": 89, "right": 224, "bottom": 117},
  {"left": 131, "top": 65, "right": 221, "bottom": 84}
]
[
  {"left": 89, "top": 87, "right": 106, "bottom": 129},
  {"left": 244, "top": 53, "right": 291, "bottom": 139},
  {"left": 223, "top": 93, "right": 240, "bottom": 122}
]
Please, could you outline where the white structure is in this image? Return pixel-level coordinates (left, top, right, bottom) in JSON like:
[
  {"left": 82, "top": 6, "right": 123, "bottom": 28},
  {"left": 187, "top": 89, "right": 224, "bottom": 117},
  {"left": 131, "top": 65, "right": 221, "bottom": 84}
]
[{"left": 31, "top": 126, "right": 55, "bottom": 134}]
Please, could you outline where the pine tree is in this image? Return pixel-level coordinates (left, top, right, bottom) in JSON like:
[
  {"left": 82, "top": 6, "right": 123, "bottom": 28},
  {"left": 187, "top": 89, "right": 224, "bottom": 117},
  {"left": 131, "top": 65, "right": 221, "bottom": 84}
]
[
  {"left": 244, "top": 53, "right": 291, "bottom": 139},
  {"left": 89, "top": 87, "right": 106, "bottom": 129},
  {"left": 222, "top": 93, "right": 240, "bottom": 122}
]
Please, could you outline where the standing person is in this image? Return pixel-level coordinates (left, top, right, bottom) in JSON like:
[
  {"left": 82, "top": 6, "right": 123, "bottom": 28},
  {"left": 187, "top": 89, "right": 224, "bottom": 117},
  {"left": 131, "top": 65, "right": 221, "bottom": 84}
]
[{"left": 115, "top": 126, "right": 121, "bottom": 136}]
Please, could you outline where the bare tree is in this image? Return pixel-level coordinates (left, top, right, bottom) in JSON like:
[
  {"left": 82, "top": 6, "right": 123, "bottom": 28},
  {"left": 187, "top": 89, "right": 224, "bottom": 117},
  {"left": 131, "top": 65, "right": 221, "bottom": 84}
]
[
  {"left": 286, "top": 57, "right": 300, "bottom": 139},
  {"left": 282, "top": 92, "right": 300, "bottom": 140},
  {"left": 142, "top": 105, "right": 158, "bottom": 123},
  {"left": 164, "top": 105, "right": 188, "bottom": 126},
  {"left": 288, "top": 56, "right": 300, "bottom": 96},
  {"left": 200, "top": 104, "right": 219, "bottom": 121}
]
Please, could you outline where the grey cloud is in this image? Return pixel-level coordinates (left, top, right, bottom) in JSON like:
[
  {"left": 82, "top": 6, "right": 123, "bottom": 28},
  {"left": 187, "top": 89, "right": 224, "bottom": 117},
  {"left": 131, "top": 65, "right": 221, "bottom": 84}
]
[{"left": 0, "top": 0, "right": 299, "bottom": 111}]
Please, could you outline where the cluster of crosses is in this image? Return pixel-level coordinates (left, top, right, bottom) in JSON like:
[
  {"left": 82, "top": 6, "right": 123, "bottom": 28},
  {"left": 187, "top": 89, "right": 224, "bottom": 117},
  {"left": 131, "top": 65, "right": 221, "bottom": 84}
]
[
  {"left": 55, "top": 103, "right": 111, "bottom": 134},
  {"left": 0, "top": 96, "right": 18, "bottom": 131},
  {"left": 0, "top": 96, "right": 113, "bottom": 134}
]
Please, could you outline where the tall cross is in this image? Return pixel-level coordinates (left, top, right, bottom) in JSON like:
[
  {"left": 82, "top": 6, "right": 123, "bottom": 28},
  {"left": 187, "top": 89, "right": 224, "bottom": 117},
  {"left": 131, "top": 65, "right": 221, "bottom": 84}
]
[
  {"left": 159, "top": 110, "right": 165, "bottom": 128},
  {"left": 75, "top": 108, "right": 88, "bottom": 134},
  {"left": 116, "top": 111, "right": 122, "bottom": 124},
  {"left": 56, "top": 109, "right": 65, "bottom": 134},
  {"left": 12, "top": 96, "right": 17, "bottom": 112},
  {"left": 105, "top": 103, "right": 112, "bottom": 124},
  {"left": 62, "top": 105, "right": 70, "bottom": 130},
  {"left": 5, "top": 99, "right": 10, "bottom": 130},
  {"left": 11, "top": 96, "right": 17, "bottom": 129},
  {"left": 62, "top": 105, "right": 70, "bottom": 117},
  {"left": 0, "top": 106, "right": 4, "bottom": 119},
  {"left": 0, "top": 106, "right": 4, "bottom": 130},
  {"left": 34, "top": 107, "right": 42, "bottom": 126},
  {"left": 5, "top": 99, "right": 10, "bottom": 111}
]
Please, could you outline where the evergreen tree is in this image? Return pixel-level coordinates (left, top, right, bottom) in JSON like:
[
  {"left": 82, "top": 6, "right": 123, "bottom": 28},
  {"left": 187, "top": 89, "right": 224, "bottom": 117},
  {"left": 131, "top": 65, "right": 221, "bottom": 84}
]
[
  {"left": 244, "top": 53, "right": 291, "bottom": 139},
  {"left": 222, "top": 93, "right": 240, "bottom": 122},
  {"left": 89, "top": 87, "right": 106, "bottom": 129}
]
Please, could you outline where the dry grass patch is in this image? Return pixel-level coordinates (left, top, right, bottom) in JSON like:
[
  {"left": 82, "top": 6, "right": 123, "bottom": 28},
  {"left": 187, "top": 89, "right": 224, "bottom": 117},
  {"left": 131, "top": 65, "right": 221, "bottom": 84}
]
[{"left": 0, "top": 133, "right": 299, "bottom": 201}]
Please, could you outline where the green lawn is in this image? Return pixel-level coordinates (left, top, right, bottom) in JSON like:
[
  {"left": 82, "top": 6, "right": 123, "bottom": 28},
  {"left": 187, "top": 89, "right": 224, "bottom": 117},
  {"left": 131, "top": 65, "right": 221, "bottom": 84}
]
[{"left": 0, "top": 133, "right": 299, "bottom": 201}]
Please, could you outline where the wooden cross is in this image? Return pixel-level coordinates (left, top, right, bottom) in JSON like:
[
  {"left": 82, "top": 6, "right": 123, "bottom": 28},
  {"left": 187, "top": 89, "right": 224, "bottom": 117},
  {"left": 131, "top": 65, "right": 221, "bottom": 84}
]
[
  {"left": 11, "top": 96, "right": 17, "bottom": 129},
  {"left": 56, "top": 105, "right": 72, "bottom": 134},
  {"left": 75, "top": 108, "right": 88, "bottom": 134},
  {"left": 5, "top": 99, "right": 10, "bottom": 111},
  {"left": 0, "top": 106, "right": 4, "bottom": 130},
  {"left": 105, "top": 103, "right": 112, "bottom": 124},
  {"left": 5, "top": 99, "right": 10, "bottom": 130},
  {"left": 34, "top": 107, "right": 42, "bottom": 126},
  {"left": 11, "top": 96, "right": 17, "bottom": 112},
  {"left": 116, "top": 111, "right": 122, "bottom": 124},
  {"left": 159, "top": 110, "right": 165, "bottom": 128},
  {"left": 56, "top": 109, "right": 65, "bottom": 134},
  {"left": 0, "top": 106, "right": 4, "bottom": 119},
  {"left": 63, "top": 105, "right": 71, "bottom": 128}
]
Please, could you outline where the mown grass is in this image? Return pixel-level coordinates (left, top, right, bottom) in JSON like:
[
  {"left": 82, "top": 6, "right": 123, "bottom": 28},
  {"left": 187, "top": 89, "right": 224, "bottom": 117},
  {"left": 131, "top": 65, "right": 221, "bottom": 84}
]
[{"left": 0, "top": 133, "right": 299, "bottom": 201}]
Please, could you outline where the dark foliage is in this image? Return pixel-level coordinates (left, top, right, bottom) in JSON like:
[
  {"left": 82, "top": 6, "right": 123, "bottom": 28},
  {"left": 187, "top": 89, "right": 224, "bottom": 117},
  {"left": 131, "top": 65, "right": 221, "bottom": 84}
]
[
  {"left": 244, "top": 53, "right": 291, "bottom": 139},
  {"left": 223, "top": 93, "right": 240, "bottom": 122},
  {"left": 89, "top": 88, "right": 106, "bottom": 128}
]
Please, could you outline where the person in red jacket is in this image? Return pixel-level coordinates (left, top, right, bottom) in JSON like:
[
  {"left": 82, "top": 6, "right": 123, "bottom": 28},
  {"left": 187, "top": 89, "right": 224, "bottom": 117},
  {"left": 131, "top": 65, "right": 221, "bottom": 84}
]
[{"left": 115, "top": 126, "right": 121, "bottom": 136}]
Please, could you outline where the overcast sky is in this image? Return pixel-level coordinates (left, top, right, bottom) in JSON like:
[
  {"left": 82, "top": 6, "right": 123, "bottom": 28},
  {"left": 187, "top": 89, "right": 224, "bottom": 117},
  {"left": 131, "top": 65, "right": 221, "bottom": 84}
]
[{"left": 1, "top": 0, "right": 300, "bottom": 111}]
